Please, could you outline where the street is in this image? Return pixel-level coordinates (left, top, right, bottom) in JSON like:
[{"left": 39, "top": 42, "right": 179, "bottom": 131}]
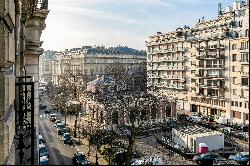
[{"left": 39, "top": 109, "right": 76, "bottom": 165}]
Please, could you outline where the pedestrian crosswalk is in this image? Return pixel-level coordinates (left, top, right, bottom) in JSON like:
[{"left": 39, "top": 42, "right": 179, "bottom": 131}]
[{"left": 40, "top": 114, "right": 49, "bottom": 118}]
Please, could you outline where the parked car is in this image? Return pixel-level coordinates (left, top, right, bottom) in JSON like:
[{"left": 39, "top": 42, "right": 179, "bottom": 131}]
[
  {"left": 39, "top": 144, "right": 49, "bottom": 158},
  {"left": 50, "top": 113, "right": 57, "bottom": 122},
  {"left": 44, "top": 109, "right": 51, "bottom": 114},
  {"left": 72, "top": 152, "right": 93, "bottom": 165},
  {"left": 56, "top": 122, "right": 67, "bottom": 135},
  {"left": 39, "top": 156, "right": 49, "bottom": 165},
  {"left": 55, "top": 120, "right": 62, "bottom": 124},
  {"left": 213, "top": 158, "right": 239, "bottom": 165},
  {"left": 39, "top": 134, "right": 46, "bottom": 145},
  {"left": 229, "top": 152, "right": 249, "bottom": 165},
  {"left": 193, "top": 153, "right": 221, "bottom": 164},
  {"left": 39, "top": 104, "right": 47, "bottom": 110},
  {"left": 57, "top": 127, "right": 67, "bottom": 135},
  {"left": 63, "top": 133, "right": 73, "bottom": 144}
]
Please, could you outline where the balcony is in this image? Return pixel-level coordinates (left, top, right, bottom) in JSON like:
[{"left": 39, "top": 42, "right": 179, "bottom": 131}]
[
  {"left": 196, "top": 55, "right": 205, "bottom": 60},
  {"left": 204, "top": 54, "right": 226, "bottom": 59},
  {"left": 157, "top": 66, "right": 186, "bottom": 71},
  {"left": 206, "top": 74, "right": 225, "bottom": 79},
  {"left": 161, "top": 56, "right": 187, "bottom": 62},
  {"left": 195, "top": 73, "right": 205, "bottom": 77},
  {"left": 204, "top": 64, "right": 226, "bottom": 69},
  {"left": 162, "top": 75, "right": 186, "bottom": 81},
  {"left": 239, "top": 48, "right": 249, "bottom": 53},
  {"left": 197, "top": 44, "right": 226, "bottom": 51},
  {"left": 239, "top": 59, "right": 249, "bottom": 65},
  {"left": 147, "top": 66, "right": 159, "bottom": 71},
  {"left": 176, "top": 47, "right": 186, "bottom": 52},
  {"left": 240, "top": 71, "right": 249, "bottom": 75},
  {"left": 199, "top": 84, "right": 226, "bottom": 89},
  {"left": 148, "top": 75, "right": 161, "bottom": 79}
]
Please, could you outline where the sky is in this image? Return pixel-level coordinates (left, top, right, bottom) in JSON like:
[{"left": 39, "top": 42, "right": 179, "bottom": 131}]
[{"left": 41, "top": 0, "right": 237, "bottom": 51}]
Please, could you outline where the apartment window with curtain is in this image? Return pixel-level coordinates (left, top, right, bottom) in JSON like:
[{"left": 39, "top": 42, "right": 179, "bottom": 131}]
[
  {"left": 233, "top": 77, "right": 237, "bottom": 84},
  {"left": 232, "top": 44, "right": 237, "bottom": 50},
  {"left": 232, "top": 54, "right": 237, "bottom": 61},
  {"left": 233, "top": 89, "right": 237, "bottom": 95}
]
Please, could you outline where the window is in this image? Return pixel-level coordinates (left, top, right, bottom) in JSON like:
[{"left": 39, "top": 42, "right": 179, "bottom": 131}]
[
  {"left": 232, "top": 54, "right": 237, "bottom": 61},
  {"left": 246, "top": 113, "right": 249, "bottom": 120},
  {"left": 233, "top": 111, "right": 236, "bottom": 117},
  {"left": 245, "top": 29, "right": 249, "bottom": 37},
  {"left": 241, "top": 42, "right": 244, "bottom": 50},
  {"left": 191, "top": 70, "right": 196, "bottom": 74},
  {"left": 232, "top": 66, "right": 236, "bottom": 72},
  {"left": 239, "top": 102, "right": 242, "bottom": 107},
  {"left": 191, "top": 79, "right": 196, "bottom": 83},
  {"left": 235, "top": 101, "right": 238, "bottom": 107},
  {"left": 233, "top": 89, "right": 237, "bottom": 95},
  {"left": 231, "top": 101, "right": 234, "bottom": 106},
  {"left": 233, "top": 77, "right": 237, "bottom": 84},
  {"left": 241, "top": 89, "right": 245, "bottom": 98},
  {"left": 232, "top": 44, "right": 237, "bottom": 50},
  {"left": 242, "top": 78, "right": 249, "bottom": 86}
]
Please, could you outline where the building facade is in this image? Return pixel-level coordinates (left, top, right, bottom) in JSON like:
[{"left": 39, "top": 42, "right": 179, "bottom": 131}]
[
  {"left": 0, "top": 0, "right": 48, "bottom": 164},
  {"left": 39, "top": 46, "right": 147, "bottom": 85},
  {"left": 146, "top": 0, "right": 249, "bottom": 125}
]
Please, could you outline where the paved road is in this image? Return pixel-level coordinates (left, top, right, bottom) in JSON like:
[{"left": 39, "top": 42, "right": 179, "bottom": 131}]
[{"left": 39, "top": 109, "right": 76, "bottom": 165}]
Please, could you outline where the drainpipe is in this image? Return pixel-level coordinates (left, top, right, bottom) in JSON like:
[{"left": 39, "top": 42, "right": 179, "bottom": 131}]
[{"left": 228, "top": 39, "right": 232, "bottom": 124}]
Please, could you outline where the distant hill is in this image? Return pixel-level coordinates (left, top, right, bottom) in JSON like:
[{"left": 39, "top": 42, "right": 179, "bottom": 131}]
[{"left": 86, "top": 46, "right": 146, "bottom": 56}]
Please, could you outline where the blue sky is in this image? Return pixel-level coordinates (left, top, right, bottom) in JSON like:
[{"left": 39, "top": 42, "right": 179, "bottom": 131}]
[{"left": 41, "top": 0, "right": 237, "bottom": 51}]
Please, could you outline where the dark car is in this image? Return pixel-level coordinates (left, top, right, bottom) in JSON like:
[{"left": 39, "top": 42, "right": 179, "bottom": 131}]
[
  {"left": 45, "top": 109, "right": 51, "bottom": 113},
  {"left": 72, "top": 152, "right": 93, "bottom": 165},
  {"left": 39, "top": 104, "right": 47, "bottom": 110},
  {"left": 50, "top": 113, "right": 57, "bottom": 122},
  {"left": 193, "top": 153, "right": 221, "bottom": 164},
  {"left": 63, "top": 133, "right": 73, "bottom": 144},
  {"left": 57, "top": 127, "right": 67, "bottom": 135},
  {"left": 39, "top": 144, "right": 49, "bottom": 158}
]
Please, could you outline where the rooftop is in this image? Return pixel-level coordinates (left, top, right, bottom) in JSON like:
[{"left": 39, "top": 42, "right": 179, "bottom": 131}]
[{"left": 173, "top": 125, "right": 222, "bottom": 136}]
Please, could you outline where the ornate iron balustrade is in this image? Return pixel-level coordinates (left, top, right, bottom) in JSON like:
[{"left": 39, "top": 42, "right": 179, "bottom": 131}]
[{"left": 15, "top": 76, "right": 35, "bottom": 165}]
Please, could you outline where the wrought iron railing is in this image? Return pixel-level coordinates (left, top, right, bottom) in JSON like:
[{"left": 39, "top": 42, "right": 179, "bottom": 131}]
[{"left": 15, "top": 76, "right": 35, "bottom": 165}]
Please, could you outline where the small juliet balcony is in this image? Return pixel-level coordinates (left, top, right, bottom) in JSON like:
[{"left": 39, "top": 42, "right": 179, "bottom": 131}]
[{"left": 239, "top": 59, "right": 249, "bottom": 65}]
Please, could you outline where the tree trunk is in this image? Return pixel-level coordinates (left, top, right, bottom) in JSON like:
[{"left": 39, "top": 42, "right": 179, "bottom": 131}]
[
  {"left": 74, "top": 115, "right": 78, "bottom": 137},
  {"left": 126, "top": 123, "right": 135, "bottom": 165},
  {"left": 64, "top": 113, "right": 67, "bottom": 126}
]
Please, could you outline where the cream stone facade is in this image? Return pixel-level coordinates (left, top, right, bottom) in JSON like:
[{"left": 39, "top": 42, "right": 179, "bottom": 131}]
[
  {"left": 0, "top": 0, "right": 48, "bottom": 164},
  {"left": 146, "top": 0, "right": 249, "bottom": 125},
  {"left": 39, "top": 47, "right": 147, "bottom": 85},
  {"left": 146, "top": 29, "right": 190, "bottom": 113}
]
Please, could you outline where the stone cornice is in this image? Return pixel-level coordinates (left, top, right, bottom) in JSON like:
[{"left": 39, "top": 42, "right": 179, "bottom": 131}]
[
  {"left": 25, "top": 40, "right": 44, "bottom": 56},
  {"left": 26, "top": 10, "right": 49, "bottom": 30}
]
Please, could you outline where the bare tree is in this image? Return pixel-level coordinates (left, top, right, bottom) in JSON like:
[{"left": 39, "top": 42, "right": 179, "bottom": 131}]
[{"left": 83, "top": 62, "right": 171, "bottom": 165}]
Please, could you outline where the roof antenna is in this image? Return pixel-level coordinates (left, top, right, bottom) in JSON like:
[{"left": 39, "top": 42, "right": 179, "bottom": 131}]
[{"left": 218, "top": 0, "right": 222, "bottom": 16}]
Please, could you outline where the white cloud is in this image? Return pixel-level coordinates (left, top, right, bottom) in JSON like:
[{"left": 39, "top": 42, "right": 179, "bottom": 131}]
[{"left": 49, "top": 4, "right": 139, "bottom": 25}]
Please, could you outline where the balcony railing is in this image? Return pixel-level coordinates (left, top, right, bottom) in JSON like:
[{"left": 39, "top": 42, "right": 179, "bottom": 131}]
[
  {"left": 239, "top": 59, "right": 249, "bottom": 65},
  {"left": 157, "top": 66, "right": 186, "bottom": 71},
  {"left": 148, "top": 75, "right": 161, "bottom": 79},
  {"left": 204, "top": 64, "right": 225, "bottom": 69},
  {"left": 161, "top": 56, "right": 187, "bottom": 61},
  {"left": 162, "top": 75, "right": 186, "bottom": 80}
]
